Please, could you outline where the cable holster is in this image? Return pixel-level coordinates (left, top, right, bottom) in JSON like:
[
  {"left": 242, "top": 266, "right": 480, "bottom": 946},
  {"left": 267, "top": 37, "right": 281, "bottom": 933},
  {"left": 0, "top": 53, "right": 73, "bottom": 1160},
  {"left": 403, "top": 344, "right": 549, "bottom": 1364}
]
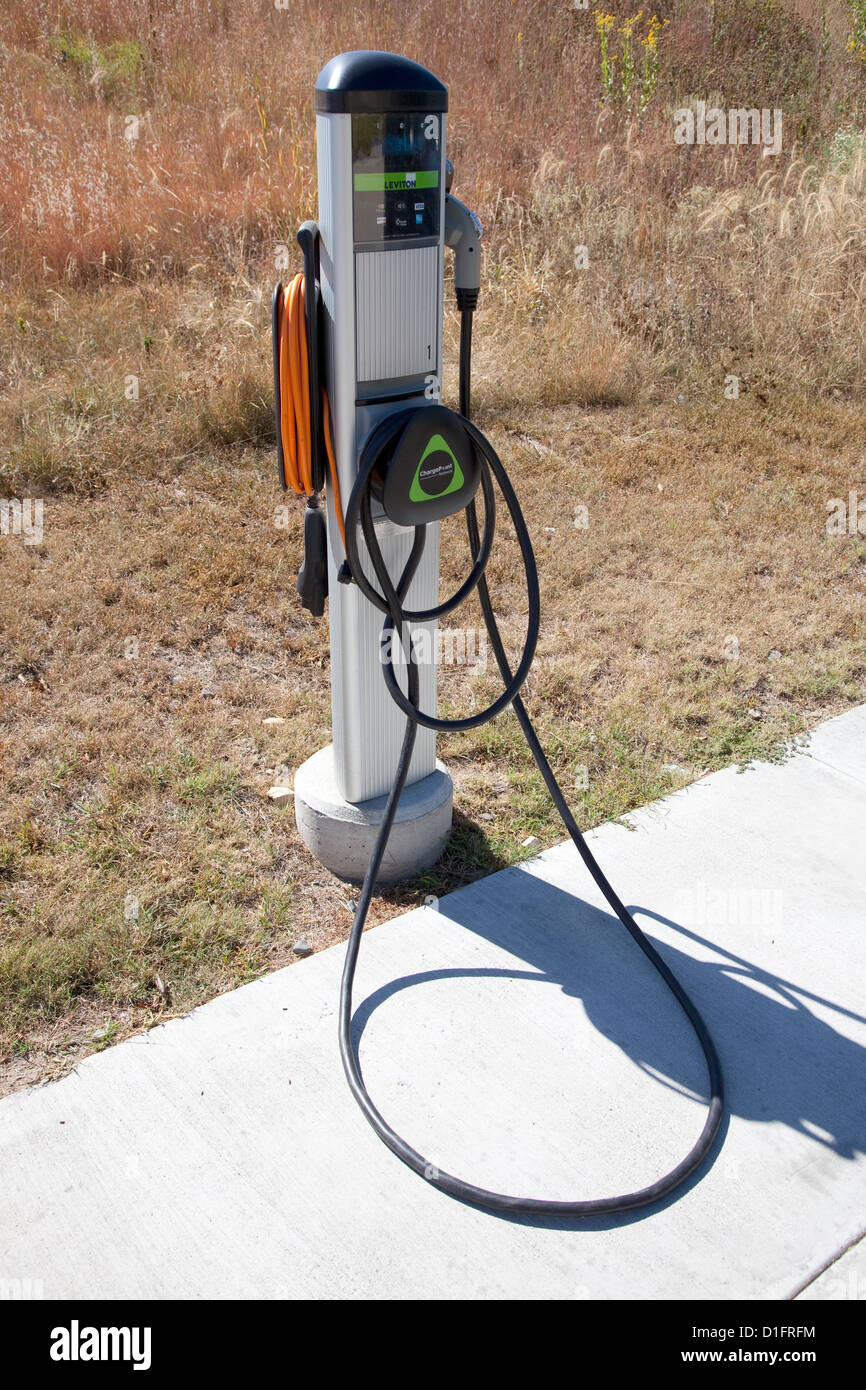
[{"left": 296, "top": 221, "right": 326, "bottom": 495}]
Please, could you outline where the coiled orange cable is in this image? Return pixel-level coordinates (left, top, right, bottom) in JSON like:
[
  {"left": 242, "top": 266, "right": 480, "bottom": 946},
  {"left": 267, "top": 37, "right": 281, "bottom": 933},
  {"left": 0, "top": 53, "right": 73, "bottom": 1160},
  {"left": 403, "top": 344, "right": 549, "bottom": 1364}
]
[{"left": 277, "top": 272, "right": 345, "bottom": 547}]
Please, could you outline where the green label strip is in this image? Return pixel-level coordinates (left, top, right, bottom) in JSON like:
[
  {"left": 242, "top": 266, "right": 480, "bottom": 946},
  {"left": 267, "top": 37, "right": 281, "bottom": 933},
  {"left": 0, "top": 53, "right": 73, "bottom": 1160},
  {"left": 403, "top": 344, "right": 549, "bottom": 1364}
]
[{"left": 354, "top": 171, "right": 439, "bottom": 192}]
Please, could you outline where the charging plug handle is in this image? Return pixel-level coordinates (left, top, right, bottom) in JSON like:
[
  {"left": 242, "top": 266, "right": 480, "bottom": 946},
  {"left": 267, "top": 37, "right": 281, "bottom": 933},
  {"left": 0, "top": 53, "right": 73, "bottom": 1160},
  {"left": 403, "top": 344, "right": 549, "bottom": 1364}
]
[
  {"left": 444, "top": 194, "right": 483, "bottom": 301},
  {"left": 296, "top": 497, "right": 328, "bottom": 617}
]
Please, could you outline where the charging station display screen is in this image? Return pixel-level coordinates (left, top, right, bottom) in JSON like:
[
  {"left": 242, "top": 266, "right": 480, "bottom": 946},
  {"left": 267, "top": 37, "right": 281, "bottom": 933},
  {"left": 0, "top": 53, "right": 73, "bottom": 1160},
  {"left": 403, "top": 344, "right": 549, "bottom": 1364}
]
[{"left": 352, "top": 112, "right": 441, "bottom": 244}]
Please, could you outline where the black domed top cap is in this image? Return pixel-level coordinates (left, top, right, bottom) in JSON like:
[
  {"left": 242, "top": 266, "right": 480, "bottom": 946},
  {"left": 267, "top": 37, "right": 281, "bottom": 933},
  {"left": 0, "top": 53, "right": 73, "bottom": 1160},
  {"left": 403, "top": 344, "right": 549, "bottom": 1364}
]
[{"left": 315, "top": 51, "right": 447, "bottom": 114}]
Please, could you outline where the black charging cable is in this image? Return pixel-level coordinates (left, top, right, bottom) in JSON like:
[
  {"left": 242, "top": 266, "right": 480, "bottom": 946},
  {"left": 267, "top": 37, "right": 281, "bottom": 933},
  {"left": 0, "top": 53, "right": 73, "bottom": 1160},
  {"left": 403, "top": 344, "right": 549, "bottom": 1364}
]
[{"left": 336, "top": 307, "right": 724, "bottom": 1216}]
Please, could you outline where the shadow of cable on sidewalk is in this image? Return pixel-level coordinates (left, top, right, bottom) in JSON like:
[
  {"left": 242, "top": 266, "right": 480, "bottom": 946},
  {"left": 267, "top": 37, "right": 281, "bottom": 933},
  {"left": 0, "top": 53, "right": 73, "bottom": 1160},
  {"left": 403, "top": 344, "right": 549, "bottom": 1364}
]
[{"left": 349, "top": 863, "right": 866, "bottom": 1230}]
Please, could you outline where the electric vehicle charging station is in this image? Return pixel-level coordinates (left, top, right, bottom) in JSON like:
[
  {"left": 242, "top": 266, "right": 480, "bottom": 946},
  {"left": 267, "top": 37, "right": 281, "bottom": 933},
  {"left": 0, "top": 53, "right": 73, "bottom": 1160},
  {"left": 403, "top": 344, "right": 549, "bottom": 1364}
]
[
  {"left": 272, "top": 51, "right": 724, "bottom": 1216},
  {"left": 287, "top": 51, "right": 473, "bottom": 882}
]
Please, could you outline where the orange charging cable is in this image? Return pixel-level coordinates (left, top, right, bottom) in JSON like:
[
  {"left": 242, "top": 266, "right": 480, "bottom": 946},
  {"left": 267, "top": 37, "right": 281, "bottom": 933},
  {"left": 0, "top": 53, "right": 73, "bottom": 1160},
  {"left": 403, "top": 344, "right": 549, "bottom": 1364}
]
[{"left": 276, "top": 272, "right": 345, "bottom": 547}]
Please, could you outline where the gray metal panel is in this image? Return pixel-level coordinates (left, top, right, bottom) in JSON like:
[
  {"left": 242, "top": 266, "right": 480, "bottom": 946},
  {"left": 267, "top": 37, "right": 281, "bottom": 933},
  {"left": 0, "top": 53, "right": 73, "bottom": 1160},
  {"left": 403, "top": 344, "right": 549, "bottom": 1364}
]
[
  {"left": 355, "top": 246, "right": 440, "bottom": 383},
  {"left": 317, "top": 110, "right": 445, "bottom": 803},
  {"left": 326, "top": 521, "right": 439, "bottom": 803},
  {"left": 316, "top": 113, "right": 356, "bottom": 534}
]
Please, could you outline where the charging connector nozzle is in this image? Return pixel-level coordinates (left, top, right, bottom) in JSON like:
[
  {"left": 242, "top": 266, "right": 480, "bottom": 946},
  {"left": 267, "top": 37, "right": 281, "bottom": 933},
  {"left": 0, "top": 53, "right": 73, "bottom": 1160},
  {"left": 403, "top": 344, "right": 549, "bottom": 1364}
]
[
  {"left": 296, "top": 496, "right": 328, "bottom": 617},
  {"left": 444, "top": 193, "right": 483, "bottom": 304}
]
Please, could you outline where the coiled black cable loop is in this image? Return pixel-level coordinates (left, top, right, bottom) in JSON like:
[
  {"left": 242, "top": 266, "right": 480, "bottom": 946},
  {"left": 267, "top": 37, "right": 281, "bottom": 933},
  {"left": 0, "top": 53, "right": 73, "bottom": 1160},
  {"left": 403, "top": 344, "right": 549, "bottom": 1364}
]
[{"left": 335, "top": 307, "right": 724, "bottom": 1216}]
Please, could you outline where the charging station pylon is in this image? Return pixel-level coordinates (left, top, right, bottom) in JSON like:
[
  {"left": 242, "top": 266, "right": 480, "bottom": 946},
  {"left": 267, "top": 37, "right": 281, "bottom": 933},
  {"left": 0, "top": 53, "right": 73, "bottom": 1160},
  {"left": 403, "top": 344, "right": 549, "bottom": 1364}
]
[{"left": 290, "top": 52, "right": 454, "bottom": 881}]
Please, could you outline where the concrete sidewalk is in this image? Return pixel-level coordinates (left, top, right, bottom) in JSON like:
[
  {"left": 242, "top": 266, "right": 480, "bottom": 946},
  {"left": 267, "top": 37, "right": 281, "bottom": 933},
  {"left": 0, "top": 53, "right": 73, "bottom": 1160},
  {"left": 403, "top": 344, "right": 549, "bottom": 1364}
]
[{"left": 2, "top": 706, "right": 864, "bottom": 1300}]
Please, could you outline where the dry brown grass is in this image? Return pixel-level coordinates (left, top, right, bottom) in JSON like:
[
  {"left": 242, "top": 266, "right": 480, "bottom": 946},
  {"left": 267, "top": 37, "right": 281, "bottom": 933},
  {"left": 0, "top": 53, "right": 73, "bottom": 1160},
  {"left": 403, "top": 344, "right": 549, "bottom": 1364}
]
[
  {"left": 1, "top": 1, "right": 862, "bottom": 282},
  {"left": 1, "top": 0, "right": 865, "bottom": 1091},
  {"left": 2, "top": 307, "right": 863, "bottom": 1090}
]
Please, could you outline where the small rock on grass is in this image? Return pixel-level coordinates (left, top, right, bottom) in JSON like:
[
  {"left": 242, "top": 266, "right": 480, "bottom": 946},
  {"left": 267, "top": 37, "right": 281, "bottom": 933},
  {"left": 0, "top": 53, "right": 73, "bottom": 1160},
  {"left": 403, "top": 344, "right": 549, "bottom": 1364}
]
[
  {"left": 293, "top": 939, "right": 313, "bottom": 958},
  {"left": 522, "top": 835, "right": 540, "bottom": 848},
  {"left": 262, "top": 716, "right": 286, "bottom": 725},
  {"left": 267, "top": 786, "right": 294, "bottom": 805}
]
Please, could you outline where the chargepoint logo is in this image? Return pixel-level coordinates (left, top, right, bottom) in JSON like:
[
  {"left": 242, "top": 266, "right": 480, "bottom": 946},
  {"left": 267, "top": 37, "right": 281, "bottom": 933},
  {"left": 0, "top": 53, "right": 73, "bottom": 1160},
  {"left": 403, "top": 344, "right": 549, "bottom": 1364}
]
[
  {"left": 674, "top": 101, "right": 783, "bottom": 156},
  {"left": 50, "top": 1320, "right": 152, "bottom": 1371},
  {"left": 410, "top": 433, "right": 464, "bottom": 502}
]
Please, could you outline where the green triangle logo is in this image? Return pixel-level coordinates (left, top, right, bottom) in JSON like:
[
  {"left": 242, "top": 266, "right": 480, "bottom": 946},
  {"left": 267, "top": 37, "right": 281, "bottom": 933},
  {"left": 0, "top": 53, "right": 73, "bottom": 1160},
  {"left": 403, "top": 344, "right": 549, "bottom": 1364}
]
[{"left": 409, "top": 433, "right": 465, "bottom": 502}]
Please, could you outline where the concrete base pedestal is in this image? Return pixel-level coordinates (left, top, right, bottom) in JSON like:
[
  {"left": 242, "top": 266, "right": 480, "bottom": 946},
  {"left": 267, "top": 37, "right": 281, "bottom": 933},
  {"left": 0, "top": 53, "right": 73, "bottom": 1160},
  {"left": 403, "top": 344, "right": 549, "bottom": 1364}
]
[{"left": 294, "top": 745, "right": 452, "bottom": 883}]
